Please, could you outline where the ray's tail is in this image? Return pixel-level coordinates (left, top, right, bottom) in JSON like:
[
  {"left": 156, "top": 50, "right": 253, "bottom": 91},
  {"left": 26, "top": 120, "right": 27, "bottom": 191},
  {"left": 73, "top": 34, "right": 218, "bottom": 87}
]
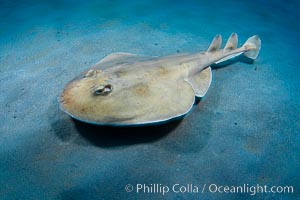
[{"left": 207, "top": 33, "right": 261, "bottom": 64}]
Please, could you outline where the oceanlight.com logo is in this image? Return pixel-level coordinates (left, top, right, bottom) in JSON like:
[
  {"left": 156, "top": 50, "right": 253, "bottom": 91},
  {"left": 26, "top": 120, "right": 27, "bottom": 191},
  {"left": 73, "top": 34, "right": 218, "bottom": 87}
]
[{"left": 124, "top": 183, "right": 294, "bottom": 196}]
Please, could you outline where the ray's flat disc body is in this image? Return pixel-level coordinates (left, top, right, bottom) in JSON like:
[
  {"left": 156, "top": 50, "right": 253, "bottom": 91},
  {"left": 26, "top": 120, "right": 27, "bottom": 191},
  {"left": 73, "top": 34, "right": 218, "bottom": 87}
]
[{"left": 60, "top": 53, "right": 197, "bottom": 125}]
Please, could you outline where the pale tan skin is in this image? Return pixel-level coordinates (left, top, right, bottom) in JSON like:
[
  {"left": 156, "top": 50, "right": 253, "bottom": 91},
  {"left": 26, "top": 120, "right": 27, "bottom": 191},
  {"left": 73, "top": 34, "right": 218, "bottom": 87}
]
[{"left": 59, "top": 33, "right": 261, "bottom": 125}]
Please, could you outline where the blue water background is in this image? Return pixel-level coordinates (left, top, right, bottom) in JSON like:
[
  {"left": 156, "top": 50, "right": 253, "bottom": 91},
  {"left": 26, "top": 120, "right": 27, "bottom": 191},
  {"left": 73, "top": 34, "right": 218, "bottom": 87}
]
[{"left": 0, "top": 0, "right": 299, "bottom": 199}]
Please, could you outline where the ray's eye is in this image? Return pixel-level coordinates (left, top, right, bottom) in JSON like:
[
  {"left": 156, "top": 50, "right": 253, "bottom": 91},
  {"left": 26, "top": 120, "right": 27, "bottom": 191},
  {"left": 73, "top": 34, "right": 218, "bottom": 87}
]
[{"left": 93, "top": 84, "right": 113, "bottom": 96}]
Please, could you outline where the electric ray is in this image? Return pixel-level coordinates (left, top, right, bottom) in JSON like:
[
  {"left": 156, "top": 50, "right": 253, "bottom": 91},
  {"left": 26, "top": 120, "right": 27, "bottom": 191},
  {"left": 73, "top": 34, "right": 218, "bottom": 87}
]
[{"left": 59, "top": 33, "right": 261, "bottom": 126}]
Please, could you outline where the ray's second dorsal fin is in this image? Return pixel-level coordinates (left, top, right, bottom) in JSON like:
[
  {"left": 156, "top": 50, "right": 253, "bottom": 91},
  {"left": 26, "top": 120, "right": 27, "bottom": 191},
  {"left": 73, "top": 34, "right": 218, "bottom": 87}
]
[
  {"left": 224, "top": 32, "right": 238, "bottom": 50},
  {"left": 207, "top": 34, "right": 222, "bottom": 52}
]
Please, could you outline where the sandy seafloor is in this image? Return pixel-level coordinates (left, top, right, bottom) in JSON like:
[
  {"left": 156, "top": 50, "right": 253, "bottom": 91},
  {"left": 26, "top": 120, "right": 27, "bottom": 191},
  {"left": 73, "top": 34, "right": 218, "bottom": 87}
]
[{"left": 0, "top": 0, "right": 299, "bottom": 199}]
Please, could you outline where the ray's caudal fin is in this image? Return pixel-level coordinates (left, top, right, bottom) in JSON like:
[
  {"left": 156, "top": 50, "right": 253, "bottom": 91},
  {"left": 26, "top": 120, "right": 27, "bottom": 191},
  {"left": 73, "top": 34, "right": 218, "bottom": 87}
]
[
  {"left": 208, "top": 33, "right": 261, "bottom": 64},
  {"left": 242, "top": 35, "right": 261, "bottom": 59}
]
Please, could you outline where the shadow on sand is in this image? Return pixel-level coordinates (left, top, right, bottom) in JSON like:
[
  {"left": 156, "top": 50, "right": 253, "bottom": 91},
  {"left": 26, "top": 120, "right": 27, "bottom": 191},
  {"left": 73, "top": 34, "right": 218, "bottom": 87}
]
[{"left": 71, "top": 118, "right": 182, "bottom": 147}]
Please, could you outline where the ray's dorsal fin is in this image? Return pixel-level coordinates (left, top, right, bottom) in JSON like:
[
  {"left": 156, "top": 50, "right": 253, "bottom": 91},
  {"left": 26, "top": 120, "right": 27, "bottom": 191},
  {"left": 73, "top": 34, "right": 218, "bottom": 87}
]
[
  {"left": 215, "top": 33, "right": 239, "bottom": 64},
  {"left": 224, "top": 32, "right": 238, "bottom": 50},
  {"left": 187, "top": 67, "right": 212, "bottom": 97},
  {"left": 207, "top": 34, "right": 222, "bottom": 52}
]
